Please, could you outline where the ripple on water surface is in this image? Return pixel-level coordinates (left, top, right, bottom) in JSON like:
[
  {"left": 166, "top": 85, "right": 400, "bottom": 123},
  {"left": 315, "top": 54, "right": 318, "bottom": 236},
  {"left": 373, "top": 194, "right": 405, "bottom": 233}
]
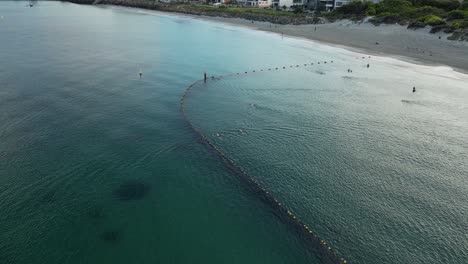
[{"left": 184, "top": 63, "right": 468, "bottom": 264}]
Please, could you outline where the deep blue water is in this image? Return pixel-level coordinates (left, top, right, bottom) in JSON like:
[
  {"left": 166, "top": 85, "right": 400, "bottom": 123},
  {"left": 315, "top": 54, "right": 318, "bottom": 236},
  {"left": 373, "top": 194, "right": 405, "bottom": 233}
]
[{"left": 1, "top": 2, "right": 467, "bottom": 264}]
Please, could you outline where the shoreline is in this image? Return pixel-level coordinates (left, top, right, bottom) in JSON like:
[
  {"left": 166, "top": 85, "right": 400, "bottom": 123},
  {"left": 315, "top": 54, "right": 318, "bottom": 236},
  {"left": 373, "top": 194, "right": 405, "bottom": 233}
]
[
  {"left": 204, "top": 16, "right": 468, "bottom": 74},
  {"left": 78, "top": 2, "right": 468, "bottom": 73}
]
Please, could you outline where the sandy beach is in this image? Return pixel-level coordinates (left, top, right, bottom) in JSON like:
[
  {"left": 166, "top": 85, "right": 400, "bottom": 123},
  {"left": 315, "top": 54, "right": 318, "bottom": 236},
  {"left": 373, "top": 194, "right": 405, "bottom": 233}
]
[
  {"left": 101, "top": 4, "right": 468, "bottom": 73},
  {"left": 100, "top": 5, "right": 468, "bottom": 73},
  {"left": 201, "top": 16, "right": 468, "bottom": 74},
  {"left": 67, "top": 0, "right": 468, "bottom": 73}
]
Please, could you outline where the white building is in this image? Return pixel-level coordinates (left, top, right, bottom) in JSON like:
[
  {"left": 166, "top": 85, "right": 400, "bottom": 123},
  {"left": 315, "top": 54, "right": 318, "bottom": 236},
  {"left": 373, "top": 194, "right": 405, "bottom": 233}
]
[
  {"left": 245, "top": 0, "right": 272, "bottom": 7},
  {"left": 278, "top": 0, "right": 308, "bottom": 7},
  {"left": 244, "top": 0, "right": 308, "bottom": 8},
  {"left": 242, "top": 0, "right": 377, "bottom": 9},
  {"left": 333, "top": 0, "right": 351, "bottom": 7},
  {"left": 333, "top": 0, "right": 382, "bottom": 9}
]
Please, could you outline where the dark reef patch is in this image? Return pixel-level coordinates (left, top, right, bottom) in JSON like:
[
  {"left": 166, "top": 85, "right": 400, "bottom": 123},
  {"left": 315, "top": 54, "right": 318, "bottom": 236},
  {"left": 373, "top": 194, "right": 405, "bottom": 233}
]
[
  {"left": 87, "top": 206, "right": 103, "bottom": 219},
  {"left": 113, "top": 180, "right": 150, "bottom": 201},
  {"left": 101, "top": 230, "right": 121, "bottom": 243},
  {"left": 41, "top": 190, "right": 57, "bottom": 203}
]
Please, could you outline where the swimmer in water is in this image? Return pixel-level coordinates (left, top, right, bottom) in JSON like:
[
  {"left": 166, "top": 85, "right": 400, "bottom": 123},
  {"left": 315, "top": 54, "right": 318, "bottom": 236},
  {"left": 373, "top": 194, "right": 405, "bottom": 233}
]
[{"left": 139, "top": 69, "right": 142, "bottom": 78}]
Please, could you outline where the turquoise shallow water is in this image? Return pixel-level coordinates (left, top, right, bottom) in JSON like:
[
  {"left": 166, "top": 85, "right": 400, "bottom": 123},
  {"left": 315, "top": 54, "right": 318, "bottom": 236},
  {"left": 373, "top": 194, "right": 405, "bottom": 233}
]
[
  {"left": 1, "top": 1, "right": 468, "bottom": 264},
  {"left": 185, "top": 66, "right": 468, "bottom": 263}
]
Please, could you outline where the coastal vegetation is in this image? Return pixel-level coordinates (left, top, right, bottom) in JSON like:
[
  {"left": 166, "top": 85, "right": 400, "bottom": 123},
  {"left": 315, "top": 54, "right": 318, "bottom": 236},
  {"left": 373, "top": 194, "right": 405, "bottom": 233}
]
[
  {"left": 68, "top": 0, "right": 318, "bottom": 24},
  {"left": 326, "top": 0, "right": 468, "bottom": 39}
]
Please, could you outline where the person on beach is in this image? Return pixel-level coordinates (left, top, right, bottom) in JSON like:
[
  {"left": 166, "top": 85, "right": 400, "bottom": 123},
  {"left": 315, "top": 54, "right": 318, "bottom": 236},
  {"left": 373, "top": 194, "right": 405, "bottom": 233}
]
[
  {"left": 413, "top": 86, "right": 416, "bottom": 93},
  {"left": 204, "top": 71, "right": 207, "bottom": 82},
  {"left": 314, "top": 27, "right": 317, "bottom": 31},
  {"left": 367, "top": 64, "right": 370, "bottom": 68}
]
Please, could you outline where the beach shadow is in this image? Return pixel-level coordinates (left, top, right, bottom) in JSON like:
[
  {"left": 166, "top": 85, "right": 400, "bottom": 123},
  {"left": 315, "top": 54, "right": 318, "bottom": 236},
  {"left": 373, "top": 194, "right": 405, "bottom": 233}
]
[
  {"left": 401, "top": 99, "right": 425, "bottom": 106},
  {"left": 113, "top": 180, "right": 150, "bottom": 201},
  {"left": 315, "top": 70, "right": 325, "bottom": 75}
]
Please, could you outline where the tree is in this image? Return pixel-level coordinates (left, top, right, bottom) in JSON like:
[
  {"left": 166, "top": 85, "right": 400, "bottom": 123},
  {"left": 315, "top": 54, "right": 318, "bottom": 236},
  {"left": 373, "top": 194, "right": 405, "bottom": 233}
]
[
  {"left": 315, "top": 2, "right": 326, "bottom": 14},
  {"left": 293, "top": 5, "right": 303, "bottom": 13}
]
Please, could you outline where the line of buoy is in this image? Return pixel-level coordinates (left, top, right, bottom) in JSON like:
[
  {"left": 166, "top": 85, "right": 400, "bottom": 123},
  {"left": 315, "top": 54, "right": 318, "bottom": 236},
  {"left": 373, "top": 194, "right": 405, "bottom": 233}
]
[
  {"left": 180, "top": 66, "right": 349, "bottom": 264},
  {"left": 204, "top": 60, "right": 338, "bottom": 81},
  {"left": 202, "top": 60, "right": 339, "bottom": 84}
]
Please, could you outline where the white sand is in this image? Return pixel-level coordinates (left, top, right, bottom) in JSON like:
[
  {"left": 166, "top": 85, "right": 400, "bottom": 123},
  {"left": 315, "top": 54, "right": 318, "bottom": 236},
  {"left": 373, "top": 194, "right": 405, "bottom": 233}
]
[{"left": 203, "top": 17, "right": 468, "bottom": 73}]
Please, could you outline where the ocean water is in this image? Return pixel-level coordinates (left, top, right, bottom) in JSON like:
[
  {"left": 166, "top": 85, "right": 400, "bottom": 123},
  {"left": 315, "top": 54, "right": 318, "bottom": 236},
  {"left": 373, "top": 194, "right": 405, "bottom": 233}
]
[{"left": 0, "top": 1, "right": 467, "bottom": 264}]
